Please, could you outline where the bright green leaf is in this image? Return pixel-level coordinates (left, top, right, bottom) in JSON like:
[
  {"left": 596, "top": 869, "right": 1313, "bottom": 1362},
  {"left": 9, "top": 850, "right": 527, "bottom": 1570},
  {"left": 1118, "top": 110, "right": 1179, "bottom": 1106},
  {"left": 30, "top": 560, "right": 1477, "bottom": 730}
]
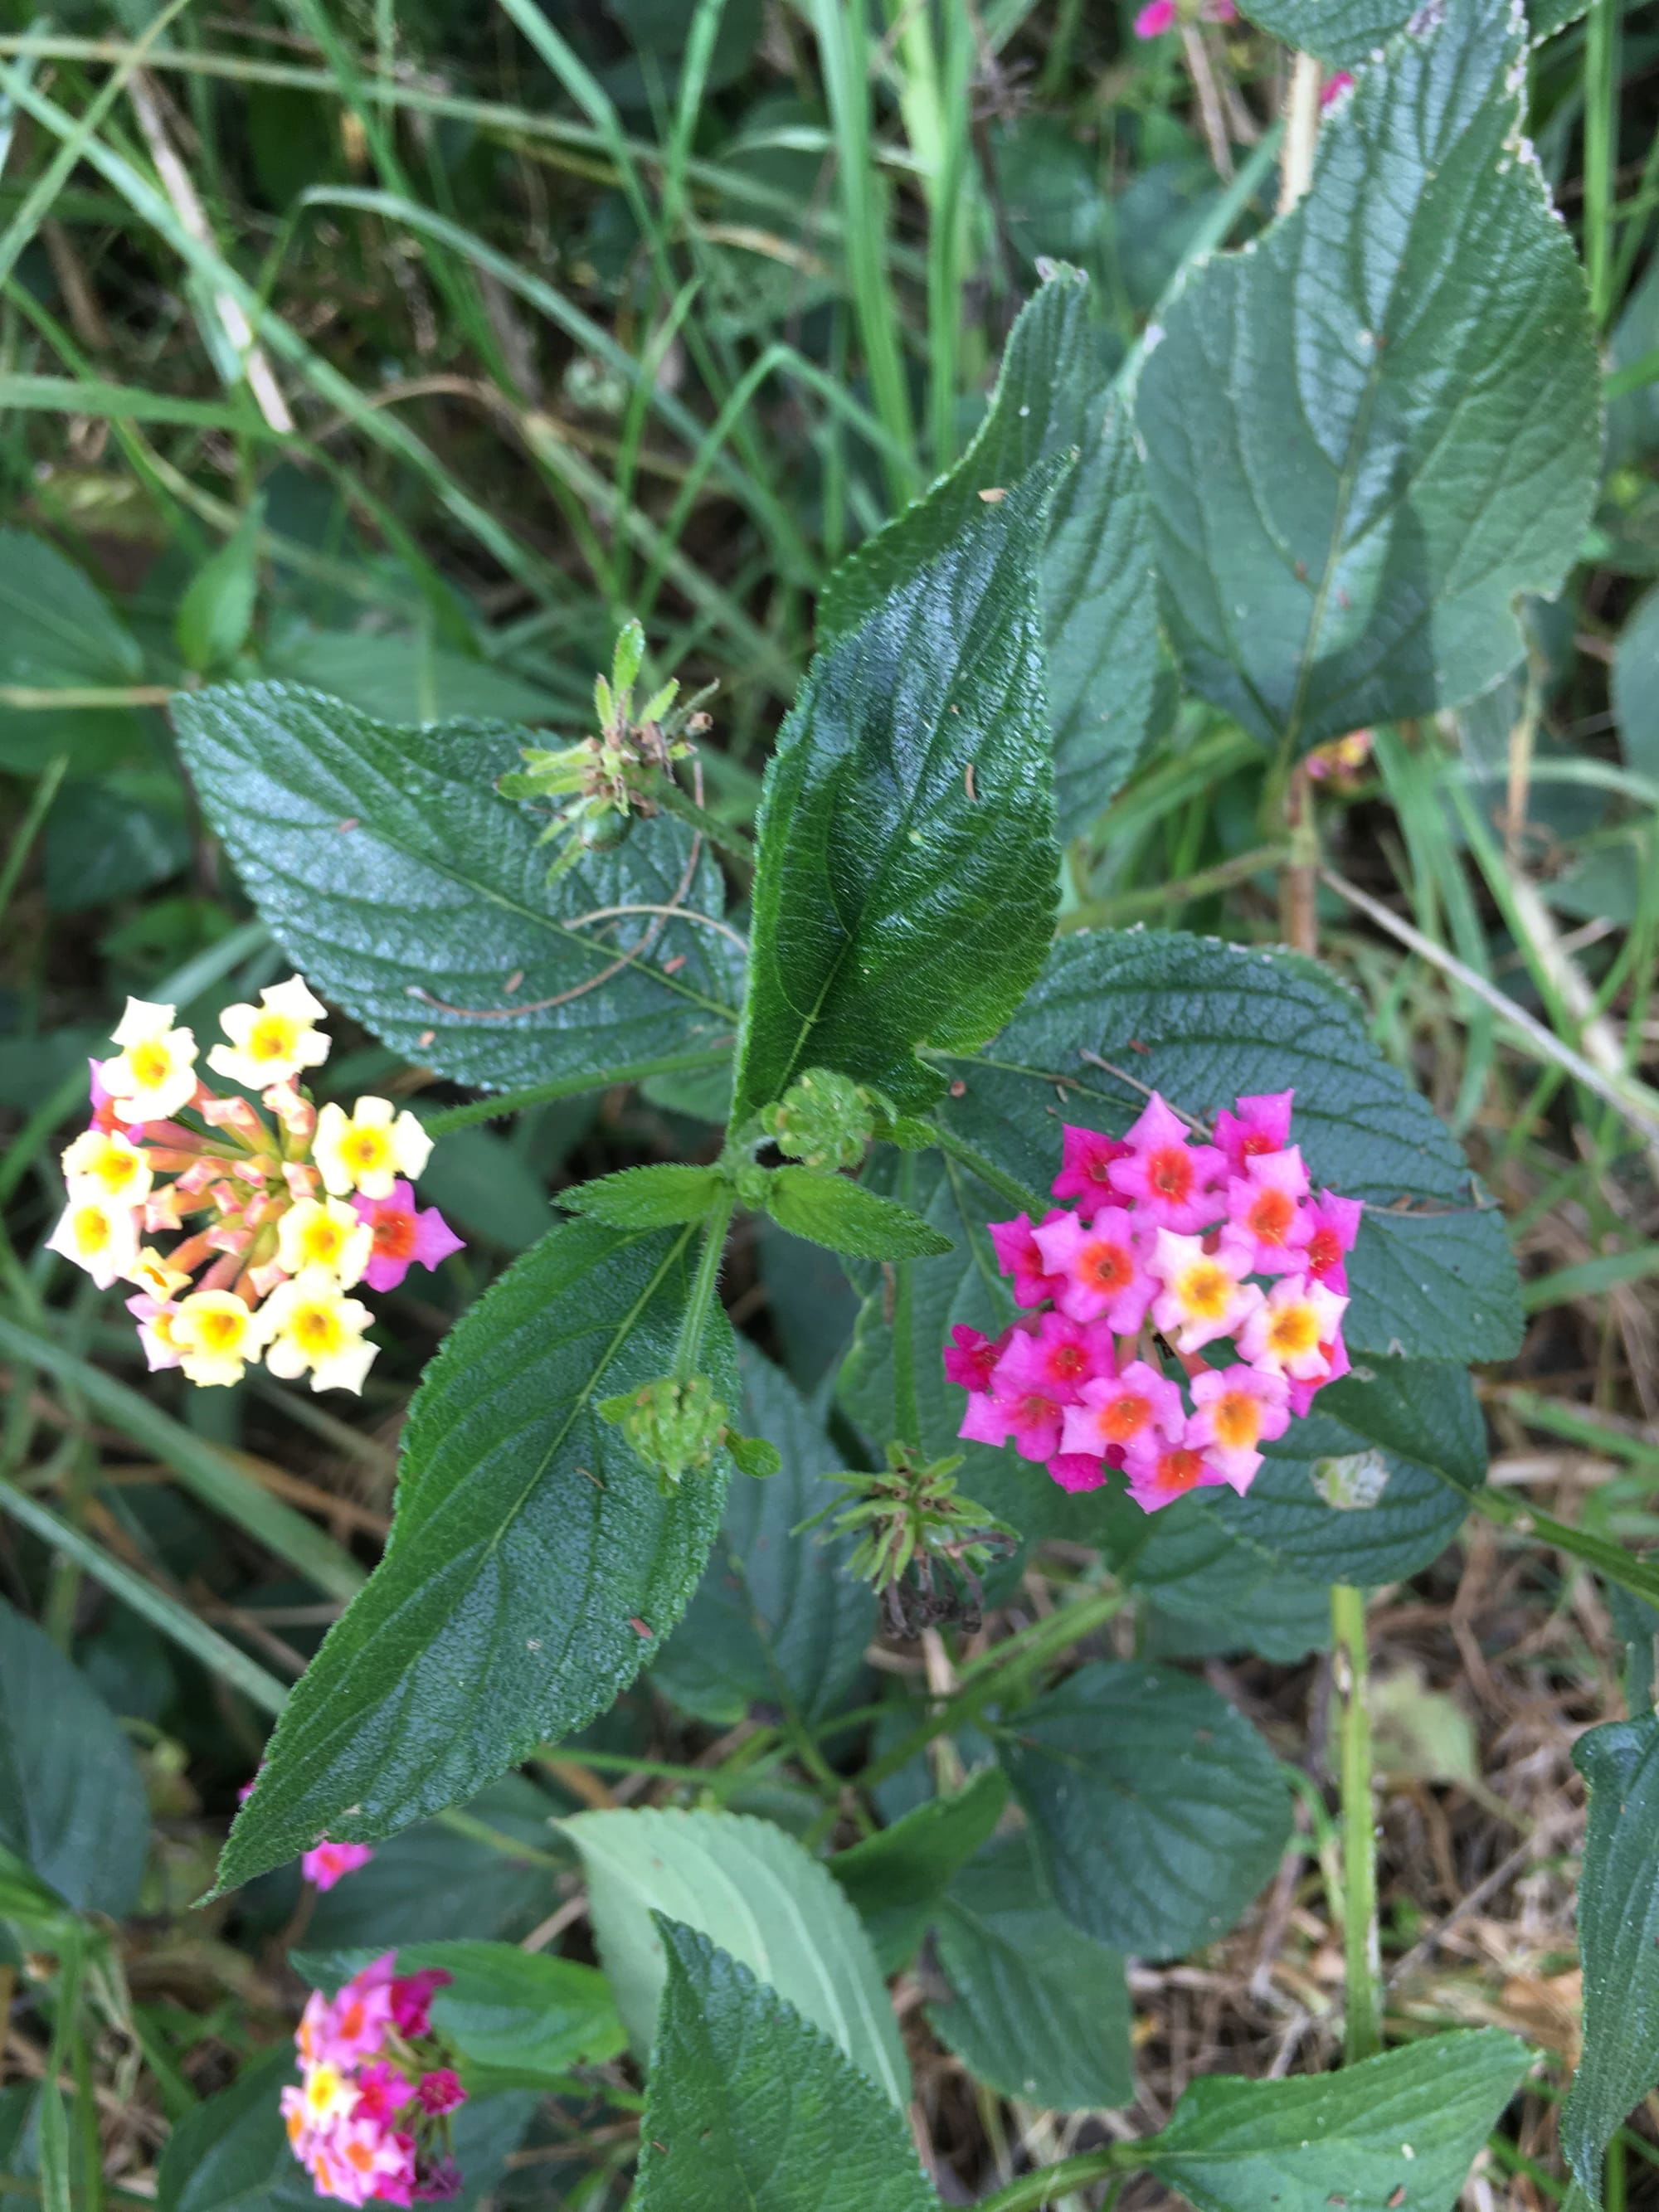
[
  {"left": 926, "top": 1830, "right": 1133, "bottom": 2112},
  {"left": 1138, "top": 2, "right": 1598, "bottom": 752},
  {"left": 1613, "top": 584, "right": 1659, "bottom": 785},
  {"left": 559, "top": 1163, "right": 726, "bottom": 1228},
  {"left": 822, "top": 265, "right": 1169, "bottom": 834},
  {"left": 0, "top": 1599, "right": 148, "bottom": 1917},
  {"left": 732, "top": 468, "right": 1064, "bottom": 1119},
  {"left": 564, "top": 1805, "right": 909, "bottom": 2103},
  {"left": 173, "top": 683, "right": 742, "bottom": 1094},
  {"left": 1002, "top": 1660, "right": 1292, "bottom": 1960},
  {"left": 830, "top": 1767, "right": 1010, "bottom": 1971},
  {"left": 937, "top": 928, "right": 1522, "bottom": 1364},
  {"left": 176, "top": 501, "right": 262, "bottom": 673},
  {"left": 635, "top": 1920, "right": 938, "bottom": 2212},
  {"left": 289, "top": 1940, "right": 625, "bottom": 2086},
  {"left": 216, "top": 1221, "right": 733, "bottom": 1892},
  {"left": 1563, "top": 1714, "right": 1659, "bottom": 2204},
  {"left": 1143, "top": 2029, "right": 1531, "bottom": 2211},
  {"left": 652, "top": 1344, "right": 877, "bottom": 1728},
  {"left": 1237, "top": 0, "right": 1584, "bottom": 64},
  {"left": 766, "top": 1165, "right": 953, "bottom": 1259}
]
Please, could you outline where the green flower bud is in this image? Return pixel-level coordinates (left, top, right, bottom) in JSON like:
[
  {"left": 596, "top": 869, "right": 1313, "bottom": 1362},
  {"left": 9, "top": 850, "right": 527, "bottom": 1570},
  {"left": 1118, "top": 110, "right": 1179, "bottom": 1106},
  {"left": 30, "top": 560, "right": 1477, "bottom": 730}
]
[
  {"left": 599, "top": 1373, "right": 728, "bottom": 1490},
  {"left": 761, "top": 1068, "right": 875, "bottom": 1172}
]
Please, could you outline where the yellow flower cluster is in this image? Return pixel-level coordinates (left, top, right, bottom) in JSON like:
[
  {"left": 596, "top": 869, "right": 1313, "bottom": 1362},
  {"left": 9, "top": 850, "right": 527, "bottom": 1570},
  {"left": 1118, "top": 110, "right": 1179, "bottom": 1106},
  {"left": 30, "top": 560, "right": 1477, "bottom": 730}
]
[{"left": 47, "top": 984, "right": 449, "bottom": 1393}]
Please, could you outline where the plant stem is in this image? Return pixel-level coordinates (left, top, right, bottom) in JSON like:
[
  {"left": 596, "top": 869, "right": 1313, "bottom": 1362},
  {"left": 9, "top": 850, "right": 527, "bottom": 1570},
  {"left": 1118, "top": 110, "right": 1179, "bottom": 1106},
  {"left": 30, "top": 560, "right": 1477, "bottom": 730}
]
[
  {"left": 673, "top": 1191, "right": 736, "bottom": 1382},
  {"left": 974, "top": 2145, "right": 1143, "bottom": 2212},
  {"left": 1278, "top": 48, "right": 1324, "bottom": 214},
  {"left": 652, "top": 774, "right": 757, "bottom": 864},
  {"left": 1061, "top": 843, "right": 1292, "bottom": 931},
  {"left": 1331, "top": 1581, "right": 1382, "bottom": 2063},
  {"left": 1584, "top": 0, "right": 1616, "bottom": 324},
  {"left": 422, "top": 1046, "right": 733, "bottom": 1135}
]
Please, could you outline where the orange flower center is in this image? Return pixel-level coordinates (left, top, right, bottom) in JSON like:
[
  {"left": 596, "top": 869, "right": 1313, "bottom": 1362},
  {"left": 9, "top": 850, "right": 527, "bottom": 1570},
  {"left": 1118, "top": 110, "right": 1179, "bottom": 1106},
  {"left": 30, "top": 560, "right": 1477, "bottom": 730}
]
[
  {"left": 1099, "top": 1393, "right": 1151, "bottom": 1442},
  {"left": 372, "top": 1209, "right": 417, "bottom": 1261},
  {"left": 1305, "top": 1225, "right": 1342, "bottom": 1275},
  {"left": 1082, "top": 1238, "right": 1134, "bottom": 1293},
  {"left": 1151, "top": 1447, "right": 1204, "bottom": 1494},
  {"left": 1048, "top": 1343, "right": 1087, "bottom": 1381},
  {"left": 1267, "top": 1304, "right": 1320, "bottom": 1356},
  {"left": 1148, "top": 1146, "right": 1192, "bottom": 1199},
  {"left": 1212, "top": 1392, "right": 1261, "bottom": 1449},
  {"left": 1247, "top": 1187, "right": 1297, "bottom": 1244}
]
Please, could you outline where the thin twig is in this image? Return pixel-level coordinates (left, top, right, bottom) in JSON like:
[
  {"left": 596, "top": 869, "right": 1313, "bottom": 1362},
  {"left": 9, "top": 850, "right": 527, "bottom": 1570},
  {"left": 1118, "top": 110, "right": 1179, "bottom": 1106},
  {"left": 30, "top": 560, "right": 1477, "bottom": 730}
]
[
  {"left": 563, "top": 901, "right": 749, "bottom": 953},
  {"left": 1278, "top": 48, "right": 1323, "bottom": 213}
]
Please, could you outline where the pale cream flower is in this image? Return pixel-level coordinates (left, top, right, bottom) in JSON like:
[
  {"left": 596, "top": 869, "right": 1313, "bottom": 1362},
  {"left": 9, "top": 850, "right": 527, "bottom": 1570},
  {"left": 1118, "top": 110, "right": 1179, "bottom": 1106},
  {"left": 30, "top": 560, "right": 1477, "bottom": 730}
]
[
  {"left": 103, "top": 999, "right": 198, "bottom": 1123},
  {"left": 126, "top": 1246, "right": 191, "bottom": 1300},
  {"left": 171, "top": 1290, "right": 261, "bottom": 1388},
  {"left": 61, "top": 1128, "right": 152, "bottom": 1208},
  {"left": 207, "top": 976, "right": 330, "bottom": 1091},
  {"left": 46, "top": 1196, "right": 140, "bottom": 1289},
  {"left": 259, "top": 1267, "right": 377, "bottom": 1394},
  {"left": 313, "top": 1096, "right": 432, "bottom": 1199},
  {"left": 275, "top": 1197, "right": 372, "bottom": 1288}
]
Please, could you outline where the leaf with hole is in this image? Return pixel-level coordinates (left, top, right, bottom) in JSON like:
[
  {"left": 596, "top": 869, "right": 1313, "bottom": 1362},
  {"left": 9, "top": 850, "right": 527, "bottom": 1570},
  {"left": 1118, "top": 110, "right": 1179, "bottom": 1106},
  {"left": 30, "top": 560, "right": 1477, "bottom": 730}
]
[
  {"left": 1137, "top": 2, "right": 1598, "bottom": 751},
  {"left": 215, "top": 1220, "right": 733, "bottom": 1892},
  {"left": 173, "top": 682, "right": 742, "bottom": 1094}
]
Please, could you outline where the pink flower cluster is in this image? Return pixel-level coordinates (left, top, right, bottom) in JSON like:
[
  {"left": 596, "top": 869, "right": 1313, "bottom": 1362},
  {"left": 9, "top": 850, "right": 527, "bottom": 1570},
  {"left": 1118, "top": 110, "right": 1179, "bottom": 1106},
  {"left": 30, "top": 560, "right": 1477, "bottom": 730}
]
[
  {"left": 945, "top": 1090, "right": 1360, "bottom": 1513},
  {"left": 1134, "top": 0, "right": 1235, "bottom": 39},
  {"left": 284, "top": 1953, "right": 466, "bottom": 2205}
]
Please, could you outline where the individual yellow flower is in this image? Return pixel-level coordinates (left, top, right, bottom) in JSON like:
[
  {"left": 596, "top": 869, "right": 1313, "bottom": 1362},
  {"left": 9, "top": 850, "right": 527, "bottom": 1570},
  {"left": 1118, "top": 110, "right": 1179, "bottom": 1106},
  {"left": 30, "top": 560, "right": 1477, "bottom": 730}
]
[
  {"left": 46, "top": 1196, "right": 140, "bottom": 1289},
  {"left": 171, "top": 1290, "right": 261, "bottom": 1388},
  {"left": 314, "top": 1096, "right": 432, "bottom": 1200},
  {"left": 259, "top": 1267, "right": 377, "bottom": 1394},
  {"left": 207, "top": 976, "right": 330, "bottom": 1091},
  {"left": 298, "top": 2059, "right": 357, "bottom": 2130},
  {"left": 276, "top": 1196, "right": 372, "bottom": 1288},
  {"left": 126, "top": 1246, "right": 190, "bottom": 1300},
  {"left": 61, "top": 1128, "right": 153, "bottom": 1208},
  {"left": 102, "top": 999, "right": 198, "bottom": 1123}
]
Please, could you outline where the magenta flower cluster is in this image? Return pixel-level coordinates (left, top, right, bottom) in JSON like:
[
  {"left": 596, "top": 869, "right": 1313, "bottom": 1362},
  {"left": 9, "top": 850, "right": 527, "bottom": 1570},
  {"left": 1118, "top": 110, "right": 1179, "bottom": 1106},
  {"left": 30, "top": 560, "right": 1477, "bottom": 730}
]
[
  {"left": 284, "top": 1953, "right": 466, "bottom": 2205},
  {"left": 945, "top": 1090, "right": 1360, "bottom": 1513}
]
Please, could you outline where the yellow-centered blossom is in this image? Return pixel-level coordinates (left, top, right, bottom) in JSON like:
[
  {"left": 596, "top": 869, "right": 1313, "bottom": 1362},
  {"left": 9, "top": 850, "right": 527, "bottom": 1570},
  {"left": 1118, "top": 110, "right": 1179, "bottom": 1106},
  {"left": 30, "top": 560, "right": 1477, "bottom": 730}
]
[
  {"left": 276, "top": 1196, "right": 372, "bottom": 1287},
  {"left": 314, "top": 1096, "right": 432, "bottom": 1200},
  {"left": 46, "top": 1195, "right": 139, "bottom": 1289},
  {"left": 61, "top": 1127, "right": 153, "bottom": 1208},
  {"left": 171, "top": 1290, "right": 261, "bottom": 1388},
  {"left": 207, "top": 976, "right": 331, "bottom": 1091},
  {"left": 102, "top": 999, "right": 200, "bottom": 1123},
  {"left": 259, "top": 1267, "right": 377, "bottom": 1394}
]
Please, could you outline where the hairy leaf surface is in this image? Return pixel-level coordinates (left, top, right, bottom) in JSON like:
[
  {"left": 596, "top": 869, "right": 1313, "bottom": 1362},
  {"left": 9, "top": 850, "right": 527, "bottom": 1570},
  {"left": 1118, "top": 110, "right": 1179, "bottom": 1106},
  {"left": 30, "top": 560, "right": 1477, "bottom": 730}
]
[
  {"left": 1003, "top": 1660, "right": 1292, "bottom": 1959},
  {"left": 217, "top": 1222, "right": 732, "bottom": 1891},
  {"left": 1144, "top": 2030, "right": 1530, "bottom": 2211},
  {"left": 732, "top": 472, "right": 1063, "bottom": 1117},
  {"left": 1137, "top": 1, "right": 1598, "bottom": 751},
  {"left": 635, "top": 1923, "right": 937, "bottom": 2212},
  {"left": 174, "top": 683, "right": 742, "bottom": 1092},
  {"left": 565, "top": 1806, "right": 908, "bottom": 2103}
]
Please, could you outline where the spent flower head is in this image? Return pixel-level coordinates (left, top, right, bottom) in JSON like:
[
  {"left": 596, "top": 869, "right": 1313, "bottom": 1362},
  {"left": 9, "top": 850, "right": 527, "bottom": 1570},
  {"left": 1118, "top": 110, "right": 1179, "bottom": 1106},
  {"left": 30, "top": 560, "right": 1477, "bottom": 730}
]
[
  {"left": 51, "top": 987, "right": 461, "bottom": 1395},
  {"left": 947, "top": 1089, "right": 1360, "bottom": 1511}
]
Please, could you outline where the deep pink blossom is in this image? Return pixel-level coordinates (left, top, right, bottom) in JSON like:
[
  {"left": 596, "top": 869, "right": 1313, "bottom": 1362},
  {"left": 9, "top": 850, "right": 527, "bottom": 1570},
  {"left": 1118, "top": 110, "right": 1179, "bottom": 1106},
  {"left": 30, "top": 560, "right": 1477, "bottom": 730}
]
[
  {"left": 1031, "top": 1208, "right": 1155, "bottom": 1330},
  {"left": 1060, "top": 1360, "right": 1185, "bottom": 1461},
  {"left": 1220, "top": 1149, "right": 1313, "bottom": 1276},
  {"left": 1106, "top": 1094, "right": 1225, "bottom": 1232},
  {"left": 1050, "top": 1124, "right": 1132, "bottom": 1218},
  {"left": 1299, "top": 1188, "right": 1364, "bottom": 1294},
  {"left": 942, "top": 1323, "right": 1008, "bottom": 1393},
  {"left": 1212, "top": 1089, "right": 1294, "bottom": 1174},
  {"left": 390, "top": 1967, "right": 452, "bottom": 2041},
  {"left": 987, "top": 1210, "right": 1069, "bottom": 1309},
  {"left": 1122, "top": 1437, "right": 1214, "bottom": 1512},
  {"left": 1321, "top": 69, "right": 1355, "bottom": 105},
  {"left": 1133, "top": 0, "right": 1176, "bottom": 33},
  {"left": 990, "top": 1315, "right": 1112, "bottom": 1409},
  {"left": 352, "top": 2061, "right": 416, "bottom": 2127},
  {"left": 303, "top": 1840, "right": 377, "bottom": 1892},
  {"left": 1045, "top": 1450, "right": 1110, "bottom": 1493},
  {"left": 413, "top": 2070, "right": 466, "bottom": 2117},
  {"left": 959, "top": 1370, "right": 1067, "bottom": 1463},
  {"left": 350, "top": 1179, "right": 463, "bottom": 1293}
]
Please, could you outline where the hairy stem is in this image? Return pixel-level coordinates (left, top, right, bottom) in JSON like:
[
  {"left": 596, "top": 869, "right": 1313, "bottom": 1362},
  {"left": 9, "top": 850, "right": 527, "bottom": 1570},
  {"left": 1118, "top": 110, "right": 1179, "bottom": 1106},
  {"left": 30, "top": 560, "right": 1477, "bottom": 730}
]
[
  {"left": 1331, "top": 1581, "right": 1382, "bottom": 2062},
  {"left": 422, "top": 1045, "right": 732, "bottom": 1135},
  {"left": 673, "top": 1189, "right": 736, "bottom": 1382}
]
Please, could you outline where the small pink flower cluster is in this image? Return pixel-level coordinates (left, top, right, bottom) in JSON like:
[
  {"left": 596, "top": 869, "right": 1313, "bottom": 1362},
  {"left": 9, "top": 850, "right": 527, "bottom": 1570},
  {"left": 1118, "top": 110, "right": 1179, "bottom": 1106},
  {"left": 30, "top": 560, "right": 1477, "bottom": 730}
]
[
  {"left": 945, "top": 1090, "right": 1360, "bottom": 1513},
  {"left": 1134, "top": 0, "right": 1235, "bottom": 39},
  {"left": 240, "top": 1778, "right": 372, "bottom": 1891},
  {"left": 284, "top": 1953, "right": 466, "bottom": 2205},
  {"left": 48, "top": 987, "right": 462, "bottom": 1393}
]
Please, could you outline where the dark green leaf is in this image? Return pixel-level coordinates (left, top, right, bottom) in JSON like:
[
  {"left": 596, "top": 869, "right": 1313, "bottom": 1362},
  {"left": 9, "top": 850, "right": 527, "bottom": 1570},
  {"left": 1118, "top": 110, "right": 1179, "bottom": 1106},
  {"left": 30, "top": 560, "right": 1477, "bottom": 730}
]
[
  {"left": 1002, "top": 1660, "right": 1292, "bottom": 1960},
  {"left": 830, "top": 1767, "right": 1009, "bottom": 1972},
  {"left": 1138, "top": 2, "right": 1598, "bottom": 751},
  {"left": 1143, "top": 2030, "right": 1530, "bottom": 2211},
  {"left": 289, "top": 1940, "right": 625, "bottom": 2086},
  {"left": 173, "top": 683, "right": 742, "bottom": 1093},
  {"left": 0, "top": 527, "right": 141, "bottom": 688},
  {"left": 938, "top": 928, "right": 1522, "bottom": 1364},
  {"left": 926, "top": 1830, "right": 1132, "bottom": 2112},
  {"left": 410, "top": 1117, "right": 550, "bottom": 1253},
  {"left": 0, "top": 1599, "right": 148, "bottom": 1917},
  {"left": 153, "top": 2044, "right": 537, "bottom": 2212},
  {"left": 216, "top": 1221, "right": 732, "bottom": 1891},
  {"left": 1563, "top": 1714, "right": 1659, "bottom": 2203},
  {"left": 1217, "top": 1360, "right": 1483, "bottom": 1587},
  {"left": 635, "top": 1920, "right": 938, "bottom": 2212},
  {"left": 565, "top": 1805, "right": 908, "bottom": 2102},
  {"left": 559, "top": 1164, "right": 726, "bottom": 1228},
  {"left": 1613, "top": 583, "right": 1659, "bottom": 785},
  {"left": 732, "top": 470, "right": 1063, "bottom": 1119},
  {"left": 46, "top": 772, "right": 190, "bottom": 913},
  {"left": 652, "top": 1344, "right": 877, "bottom": 1728},
  {"left": 766, "top": 1166, "right": 953, "bottom": 1259},
  {"left": 1126, "top": 1500, "right": 1332, "bottom": 1662},
  {"left": 822, "top": 267, "right": 1169, "bottom": 834}
]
